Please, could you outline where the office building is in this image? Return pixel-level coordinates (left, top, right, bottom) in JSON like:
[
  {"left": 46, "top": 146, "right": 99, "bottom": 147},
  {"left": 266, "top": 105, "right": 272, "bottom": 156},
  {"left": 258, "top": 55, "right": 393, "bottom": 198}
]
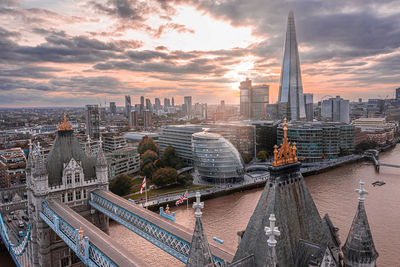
[
  {"left": 172, "top": 97, "right": 175, "bottom": 107},
  {"left": 396, "top": 87, "right": 400, "bottom": 101},
  {"left": 277, "top": 11, "right": 306, "bottom": 121},
  {"left": 240, "top": 78, "right": 269, "bottom": 120},
  {"left": 102, "top": 132, "right": 127, "bottom": 153},
  {"left": 0, "top": 148, "right": 26, "bottom": 188},
  {"left": 128, "top": 110, "right": 138, "bottom": 129},
  {"left": 145, "top": 98, "right": 152, "bottom": 111},
  {"left": 353, "top": 118, "right": 395, "bottom": 145},
  {"left": 155, "top": 98, "right": 161, "bottom": 111},
  {"left": 125, "top": 95, "right": 131, "bottom": 118},
  {"left": 192, "top": 132, "right": 245, "bottom": 183},
  {"left": 109, "top": 102, "right": 117, "bottom": 115},
  {"left": 277, "top": 121, "right": 355, "bottom": 162},
  {"left": 159, "top": 125, "right": 203, "bottom": 165},
  {"left": 321, "top": 96, "right": 350, "bottom": 123},
  {"left": 140, "top": 96, "right": 144, "bottom": 115},
  {"left": 304, "top": 93, "right": 314, "bottom": 121},
  {"left": 164, "top": 98, "right": 170, "bottom": 111},
  {"left": 184, "top": 96, "right": 192, "bottom": 116},
  {"left": 250, "top": 120, "right": 280, "bottom": 155},
  {"left": 143, "top": 110, "right": 152, "bottom": 128},
  {"left": 85, "top": 104, "right": 100, "bottom": 139}
]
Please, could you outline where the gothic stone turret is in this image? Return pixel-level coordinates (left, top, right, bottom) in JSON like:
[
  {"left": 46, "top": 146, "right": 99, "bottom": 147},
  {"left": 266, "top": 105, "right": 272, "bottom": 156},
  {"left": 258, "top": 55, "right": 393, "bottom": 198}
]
[{"left": 26, "top": 115, "right": 110, "bottom": 267}]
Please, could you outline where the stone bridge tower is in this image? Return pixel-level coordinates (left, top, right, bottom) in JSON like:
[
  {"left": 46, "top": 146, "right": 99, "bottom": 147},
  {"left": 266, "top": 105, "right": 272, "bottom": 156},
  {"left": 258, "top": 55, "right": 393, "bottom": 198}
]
[{"left": 26, "top": 115, "right": 109, "bottom": 267}]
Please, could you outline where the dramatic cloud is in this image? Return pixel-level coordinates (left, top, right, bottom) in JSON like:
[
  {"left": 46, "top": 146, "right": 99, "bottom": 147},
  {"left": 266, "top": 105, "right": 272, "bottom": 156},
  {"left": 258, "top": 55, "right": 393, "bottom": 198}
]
[{"left": 0, "top": 0, "right": 399, "bottom": 107}]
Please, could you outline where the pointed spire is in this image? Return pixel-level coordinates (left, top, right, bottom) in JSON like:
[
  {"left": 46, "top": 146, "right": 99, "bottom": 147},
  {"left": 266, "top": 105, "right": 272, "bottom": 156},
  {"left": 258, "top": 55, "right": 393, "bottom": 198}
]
[
  {"left": 342, "top": 180, "right": 378, "bottom": 266},
  {"left": 96, "top": 136, "right": 107, "bottom": 167},
  {"left": 58, "top": 113, "right": 72, "bottom": 131},
  {"left": 186, "top": 191, "right": 214, "bottom": 267},
  {"left": 278, "top": 11, "right": 306, "bottom": 120},
  {"left": 272, "top": 118, "right": 298, "bottom": 167}
]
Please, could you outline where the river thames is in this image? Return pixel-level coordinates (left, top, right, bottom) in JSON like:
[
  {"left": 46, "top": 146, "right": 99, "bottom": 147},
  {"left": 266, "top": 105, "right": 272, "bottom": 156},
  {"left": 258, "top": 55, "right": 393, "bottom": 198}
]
[{"left": 109, "top": 145, "right": 400, "bottom": 266}]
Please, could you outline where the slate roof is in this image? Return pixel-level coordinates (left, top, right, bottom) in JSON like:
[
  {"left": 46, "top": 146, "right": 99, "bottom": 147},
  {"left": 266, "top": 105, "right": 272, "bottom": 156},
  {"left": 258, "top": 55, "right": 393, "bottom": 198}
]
[
  {"left": 46, "top": 130, "right": 97, "bottom": 186},
  {"left": 342, "top": 201, "right": 378, "bottom": 265},
  {"left": 186, "top": 217, "right": 215, "bottom": 267},
  {"left": 233, "top": 162, "right": 335, "bottom": 266}
]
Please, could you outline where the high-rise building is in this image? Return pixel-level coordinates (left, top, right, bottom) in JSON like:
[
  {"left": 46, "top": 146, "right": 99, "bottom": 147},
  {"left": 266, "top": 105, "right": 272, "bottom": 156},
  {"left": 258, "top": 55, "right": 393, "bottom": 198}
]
[
  {"left": 143, "top": 110, "right": 152, "bottom": 128},
  {"left": 184, "top": 96, "right": 192, "bottom": 115},
  {"left": 140, "top": 96, "right": 144, "bottom": 115},
  {"left": 125, "top": 95, "right": 131, "bottom": 118},
  {"left": 155, "top": 98, "right": 161, "bottom": 110},
  {"left": 164, "top": 98, "right": 170, "bottom": 111},
  {"left": 251, "top": 84, "right": 269, "bottom": 119},
  {"left": 304, "top": 93, "right": 314, "bottom": 121},
  {"left": 85, "top": 104, "right": 100, "bottom": 139},
  {"left": 321, "top": 96, "right": 350, "bottom": 124},
  {"left": 109, "top": 102, "right": 117, "bottom": 115},
  {"left": 396, "top": 87, "right": 400, "bottom": 101},
  {"left": 240, "top": 78, "right": 251, "bottom": 118},
  {"left": 145, "top": 98, "right": 152, "bottom": 111},
  {"left": 172, "top": 97, "right": 175, "bottom": 107},
  {"left": 278, "top": 11, "right": 306, "bottom": 121},
  {"left": 240, "top": 78, "right": 269, "bottom": 119},
  {"left": 128, "top": 110, "right": 138, "bottom": 129}
]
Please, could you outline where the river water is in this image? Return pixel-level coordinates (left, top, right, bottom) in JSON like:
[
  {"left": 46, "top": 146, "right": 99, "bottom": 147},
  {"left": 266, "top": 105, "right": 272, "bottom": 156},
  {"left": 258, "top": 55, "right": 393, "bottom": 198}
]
[
  {"left": 110, "top": 145, "right": 400, "bottom": 266},
  {"left": 1, "top": 146, "right": 398, "bottom": 266}
]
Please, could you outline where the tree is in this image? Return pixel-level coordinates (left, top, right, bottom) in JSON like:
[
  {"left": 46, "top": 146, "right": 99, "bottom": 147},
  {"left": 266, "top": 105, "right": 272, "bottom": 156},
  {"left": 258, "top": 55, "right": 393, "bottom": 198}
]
[
  {"left": 141, "top": 162, "right": 156, "bottom": 179},
  {"left": 159, "top": 146, "right": 182, "bottom": 169},
  {"left": 138, "top": 136, "right": 158, "bottom": 154},
  {"left": 177, "top": 173, "right": 193, "bottom": 186},
  {"left": 141, "top": 150, "right": 158, "bottom": 166},
  {"left": 152, "top": 168, "right": 178, "bottom": 187},
  {"left": 109, "top": 174, "right": 133, "bottom": 196},
  {"left": 256, "top": 150, "right": 268, "bottom": 162},
  {"left": 355, "top": 141, "right": 378, "bottom": 154}
]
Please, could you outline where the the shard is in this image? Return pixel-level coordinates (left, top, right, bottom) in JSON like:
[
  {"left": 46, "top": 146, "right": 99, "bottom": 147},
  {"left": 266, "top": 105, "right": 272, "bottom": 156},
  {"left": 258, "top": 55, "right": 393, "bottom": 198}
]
[{"left": 278, "top": 11, "right": 306, "bottom": 121}]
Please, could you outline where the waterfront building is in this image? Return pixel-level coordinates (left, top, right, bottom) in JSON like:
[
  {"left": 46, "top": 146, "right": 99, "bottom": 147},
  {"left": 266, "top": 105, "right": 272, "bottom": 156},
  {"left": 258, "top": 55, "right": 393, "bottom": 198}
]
[
  {"left": 277, "top": 11, "right": 306, "bottom": 121},
  {"left": 109, "top": 102, "right": 117, "bottom": 115},
  {"left": 321, "top": 96, "right": 350, "bottom": 124},
  {"left": 277, "top": 121, "right": 355, "bottom": 162},
  {"left": 353, "top": 118, "right": 395, "bottom": 145},
  {"left": 85, "top": 105, "right": 100, "bottom": 139},
  {"left": 159, "top": 125, "right": 203, "bottom": 165},
  {"left": 192, "top": 132, "right": 245, "bottom": 183},
  {"left": 304, "top": 93, "right": 314, "bottom": 121},
  {"left": 0, "top": 147, "right": 26, "bottom": 188},
  {"left": 249, "top": 120, "right": 280, "bottom": 155},
  {"left": 125, "top": 95, "right": 131, "bottom": 118},
  {"left": 239, "top": 78, "right": 269, "bottom": 120}
]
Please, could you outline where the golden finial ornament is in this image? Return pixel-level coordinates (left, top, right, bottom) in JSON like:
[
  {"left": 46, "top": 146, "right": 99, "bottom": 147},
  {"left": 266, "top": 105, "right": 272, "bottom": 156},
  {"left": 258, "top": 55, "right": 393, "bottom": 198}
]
[
  {"left": 272, "top": 118, "right": 298, "bottom": 167},
  {"left": 58, "top": 113, "right": 72, "bottom": 131}
]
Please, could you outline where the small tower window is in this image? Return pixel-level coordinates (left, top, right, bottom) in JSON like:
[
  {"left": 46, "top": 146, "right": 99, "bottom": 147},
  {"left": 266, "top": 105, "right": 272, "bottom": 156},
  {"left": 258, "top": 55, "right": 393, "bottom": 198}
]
[
  {"left": 67, "top": 192, "right": 73, "bottom": 202},
  {"left": 83, "top": 189, "right": 87, "bottom": 199},
  {"left": 75, "top": 172, "right": 80, "bottom": 183},
  {"left": 66, "top": 173, "right": 72, "bottom": 184},
  {"left": 61, "top": 194, "right": 65, "bottom": 203}
]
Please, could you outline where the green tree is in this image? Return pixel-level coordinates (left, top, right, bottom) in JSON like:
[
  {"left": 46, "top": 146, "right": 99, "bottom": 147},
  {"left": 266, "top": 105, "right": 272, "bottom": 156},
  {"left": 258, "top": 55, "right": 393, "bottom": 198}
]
[
  {"left": 141, "top": 162, "right": 156, "bottom": 179},
  {"left": 109, "top": 174, "right": 133, "bottom": 196},
  {"left": 256, "top": 150, "right": 268, "bottom": 162},
  {"left": 177, "top": 173, "right": 193, "bottom": 186},
  {"left": 152, "top": 168, "right": 178, "bottom": 187},
  {"left": 141, "top": 150, "right": 158, "bottom": 166},
  {"left": 159, "top": 146, "right": 182, "bottom": 169},
  {"left": 355, "top": 141, "right": 378, "bottom": 154},
  {"left": 138, "top": 136, "right": 158, "bottom": 154}
]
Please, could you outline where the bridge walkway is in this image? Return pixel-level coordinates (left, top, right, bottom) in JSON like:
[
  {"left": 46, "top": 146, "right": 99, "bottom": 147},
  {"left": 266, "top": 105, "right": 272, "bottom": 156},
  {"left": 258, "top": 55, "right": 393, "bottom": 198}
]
[
  {"left": 45, "top": 199, "right": 147, "bottom": 267},
  {"left": 90, "top": 189, "right": 234, "bottom": 264}
]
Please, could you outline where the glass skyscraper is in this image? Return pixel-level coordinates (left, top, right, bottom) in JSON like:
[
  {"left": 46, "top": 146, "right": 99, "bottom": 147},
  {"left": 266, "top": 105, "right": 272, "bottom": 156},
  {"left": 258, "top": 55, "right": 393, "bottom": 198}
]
[{"left": 278, "top": 11, "right": 306, "bottom": 121}]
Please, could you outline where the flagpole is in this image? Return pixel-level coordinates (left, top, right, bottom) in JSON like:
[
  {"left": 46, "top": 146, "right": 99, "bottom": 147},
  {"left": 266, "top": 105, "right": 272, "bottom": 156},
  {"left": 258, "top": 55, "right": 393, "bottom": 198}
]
[
  {"left": 145, "top": 176, "right": 148, "bottom": 209},
  {"left": 186, "top": 190, "right": 188, "bottom": 210}
]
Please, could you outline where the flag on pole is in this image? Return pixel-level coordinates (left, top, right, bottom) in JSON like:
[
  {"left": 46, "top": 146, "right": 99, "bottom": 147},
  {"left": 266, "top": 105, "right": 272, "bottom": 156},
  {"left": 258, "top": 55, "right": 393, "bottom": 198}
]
[
  {"left": 176, "top": 190, "right": 188, "bottom": 206},
  {"left": 140, "top": 177, "right": 146, "bottom": 194}
]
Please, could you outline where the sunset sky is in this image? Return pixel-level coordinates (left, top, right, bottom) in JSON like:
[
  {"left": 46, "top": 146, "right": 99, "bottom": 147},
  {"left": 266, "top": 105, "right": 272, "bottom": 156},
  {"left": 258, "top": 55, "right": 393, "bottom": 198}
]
[{"left": 0, "top": 0, "right": 399, "bottom": 107}]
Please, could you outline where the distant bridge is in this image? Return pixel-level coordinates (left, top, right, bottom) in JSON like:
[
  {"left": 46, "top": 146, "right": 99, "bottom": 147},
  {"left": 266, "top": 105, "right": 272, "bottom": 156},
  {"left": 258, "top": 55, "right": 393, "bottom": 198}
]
[{"left": 365, "top": 150, "right": 400, "bottom": 171}]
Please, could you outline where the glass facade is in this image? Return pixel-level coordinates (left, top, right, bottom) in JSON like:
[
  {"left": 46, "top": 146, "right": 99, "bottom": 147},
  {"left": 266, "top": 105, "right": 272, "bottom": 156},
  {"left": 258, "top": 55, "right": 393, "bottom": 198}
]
[{"left": 192, "top": 132, "right": 245, "bottom": 183}]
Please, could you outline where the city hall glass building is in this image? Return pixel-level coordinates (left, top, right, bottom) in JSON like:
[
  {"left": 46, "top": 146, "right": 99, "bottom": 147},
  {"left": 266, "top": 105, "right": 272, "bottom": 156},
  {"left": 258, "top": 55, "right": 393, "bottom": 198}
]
[{"left": 192, "top": 132, "right": 245, "bottom": 183}]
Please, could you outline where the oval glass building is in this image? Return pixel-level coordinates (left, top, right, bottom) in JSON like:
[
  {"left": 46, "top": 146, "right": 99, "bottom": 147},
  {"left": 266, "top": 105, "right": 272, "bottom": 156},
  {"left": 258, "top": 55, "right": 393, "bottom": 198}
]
[{"left": 192, "top": 132, "right": 245, "bottom": 183}]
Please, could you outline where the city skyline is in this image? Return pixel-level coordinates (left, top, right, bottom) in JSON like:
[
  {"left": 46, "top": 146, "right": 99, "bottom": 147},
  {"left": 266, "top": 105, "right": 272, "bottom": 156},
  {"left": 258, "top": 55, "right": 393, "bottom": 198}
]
[{"left": 0, "top": 0, "right": 400, "bottom": 107}]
